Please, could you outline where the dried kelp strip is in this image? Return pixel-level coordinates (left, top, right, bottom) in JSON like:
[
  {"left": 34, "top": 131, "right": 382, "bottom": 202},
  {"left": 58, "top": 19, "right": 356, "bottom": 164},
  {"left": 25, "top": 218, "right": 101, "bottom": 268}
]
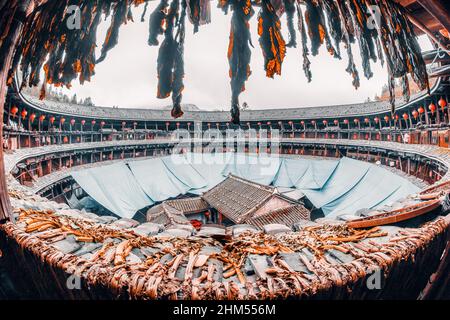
[
  {"left": 226, "top": 0, "right": 253, "bottom": 124},
  {"left": 336, "top": 0, "right": 360, "bottom": 89},
  {"left": 303, "top": 0, "right": 323, "bottom": 57},
  {"left": 3, "top": 0, "right": 430, "bottom": 122},
  {"left": 258, "top": 0, "right": 286, "bottom": 78},
  {"left": 283, "top": 0, "right": 296, "bottom": 48},
  {"left": 296, "top": 3, "right": 311, "bottom": 82},
  {"left": 171, "top": 1, "right": 187, "bottom": 118},
  {"left": 148, "top": 0, "right": 169, "bottom": 45},
  {"left": 97, "top": 0, "right": 130, "bottom": 63}
]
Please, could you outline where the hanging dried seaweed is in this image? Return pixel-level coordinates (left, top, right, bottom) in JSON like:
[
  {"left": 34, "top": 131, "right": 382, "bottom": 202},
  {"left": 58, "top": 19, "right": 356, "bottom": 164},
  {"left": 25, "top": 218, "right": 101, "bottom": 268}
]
[
  {"left": 155, "top": 0, "right": 188, "bottom": 118},
  {"left": 2, "top": 0, "right": 431, "bottom": 121},
  {"left": 258, "top": 0, "right": 286, "bottom": 78},
  {"left": 296, "top": 3, "right": 311, "bottom": 82},
  {"left": 226, "top": 0, "right": 253, "bottom": 124},
  {"left": 148, "top": 0, "right": 169, "bottom": 45},
  {"left": 283, "top": 0, "right": 296, "bottom": 48},
  {"left": 171, "top": 1, "right": 187, "bottom": 118}
]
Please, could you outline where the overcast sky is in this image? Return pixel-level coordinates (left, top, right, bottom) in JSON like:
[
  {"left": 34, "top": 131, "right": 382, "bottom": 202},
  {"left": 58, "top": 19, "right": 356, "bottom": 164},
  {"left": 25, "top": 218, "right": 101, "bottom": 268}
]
[{"left": 58, "top": 4, "right": 433, "bottom": 111}]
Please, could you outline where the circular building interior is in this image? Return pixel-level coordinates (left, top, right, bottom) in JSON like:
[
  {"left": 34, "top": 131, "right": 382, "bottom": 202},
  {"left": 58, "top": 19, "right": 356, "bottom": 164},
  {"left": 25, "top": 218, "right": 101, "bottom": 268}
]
[{"left": 0, "top": 0, "right": 450, "bottom": 301}]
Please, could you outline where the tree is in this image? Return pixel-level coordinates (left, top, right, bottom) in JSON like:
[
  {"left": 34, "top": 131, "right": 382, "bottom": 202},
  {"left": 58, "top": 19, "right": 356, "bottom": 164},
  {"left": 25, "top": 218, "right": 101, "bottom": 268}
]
[{"left": 70, "top": 94, "right": 78, "bottom": 104}]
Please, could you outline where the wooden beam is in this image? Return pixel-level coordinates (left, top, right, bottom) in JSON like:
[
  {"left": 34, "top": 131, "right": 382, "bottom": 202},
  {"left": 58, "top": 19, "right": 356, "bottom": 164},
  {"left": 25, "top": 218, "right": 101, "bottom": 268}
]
[{"left": 416, "top": 0, "right": 450, "bottom": 34}]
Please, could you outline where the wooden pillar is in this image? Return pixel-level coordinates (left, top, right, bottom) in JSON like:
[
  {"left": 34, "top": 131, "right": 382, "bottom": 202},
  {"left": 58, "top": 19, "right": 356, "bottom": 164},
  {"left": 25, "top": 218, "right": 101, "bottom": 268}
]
[{"left": 0, "top": 1, "right": 32, "bottom": 221}]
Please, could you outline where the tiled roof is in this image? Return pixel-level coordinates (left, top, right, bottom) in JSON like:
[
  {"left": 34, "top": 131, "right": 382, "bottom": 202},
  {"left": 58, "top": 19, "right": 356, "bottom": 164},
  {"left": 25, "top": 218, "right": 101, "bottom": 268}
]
[
  {"left": 246, "top": 205, "right": 311, "bottom": 229},
  {"left": 201, "top": 175, "right": 277, "bottom": 223},
  {"left": 146, "top": 202, "right": 191, "bottom": 226},
  {"left": 18, "top": 86, "right": 431, "bottom": 121},
  {"left": 165, "top": 197, "right": 209, "bottom": 214}
]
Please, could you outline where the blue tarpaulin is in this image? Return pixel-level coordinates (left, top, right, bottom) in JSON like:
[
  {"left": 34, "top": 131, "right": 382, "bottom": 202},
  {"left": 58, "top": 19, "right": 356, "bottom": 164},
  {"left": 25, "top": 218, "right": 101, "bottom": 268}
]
[
  {"left": 71, "top": 163, "right": 153, "bottom": 219},
  {"left": 71, "top": 154, "right": 420, "bottom": 219}
]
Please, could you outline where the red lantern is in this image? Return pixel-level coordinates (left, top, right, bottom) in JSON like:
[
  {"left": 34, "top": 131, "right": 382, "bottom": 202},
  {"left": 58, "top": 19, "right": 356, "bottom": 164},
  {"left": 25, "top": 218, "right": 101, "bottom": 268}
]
[
  {"left": 60, "top": 117, "right": 66, "bottom": 124},
  {"left": 63, "top": 136, "right": 68, "bottom": 143},
  {"left": 50, "top": 116, "right": 55, "bottom": 124},
  {"left": 70, "top": 119, "right": 76, "bottom": 125},
  {"left": 334, "top": 119, "right": 339, "bottom": 125},
  {"left": 402, "top": 113, "right": 408, "bottom": 120},
  {"left": 412, "top": 110, "right": 418, "bottom": 119},
  {"left": 311, "top": 120, "right": 316, "bottom": 125},
  {"left": 257, "top": 122, "right": 261, "bottom": 126},
  {"left": 39, "top": 115, "right": 46, "bottom": 122},
  {"left": 300, "top": 121, "right": 305, "bottom": 125},
  {"left": 439, "top": 97, "right": 447, "bottom": 109},
  {"left": 11, "top": 106, "right": 19, "bottom": 116},
  {"left": 322, "top": 120, "right": 327, "bottom": 125},
  {"left": 81, "top": 120, "right": 86, "bottom": 126},
  {"left": 394, "top": 114, "right": 399, "bottom": 121},
  {"left": 384, "top": 115, "right": 389, "bottom": 122},
  {"left": 91, "top": 120, "right": 96, "bottom": 125},
  {"left": 343, "top": 119, "right": 349, "bottom": 124},
  {"left": 354, "top": 118, "right": 359, "bottom": 123},
  {"left": 30, "top": 113, "right": 36, "bottom": 123},
  {"left": 288, "top": 121, "right": 293, "bottom": 125},
  {"left": 266, "top": 121, "right": 271, "bottom": 125},
  {"left": 364, "top": 118, "right": 369, "bottom": 123},
  {"left": 100, "top": 121, "right": 105, "bottom": 127},
  {"left": 418, "top": 106, "right": 425, "bottom": 114},
  {"left": 374, "top": 117, "right": 379, "bottom": 123},
  {"left": 429, "top": 103, "right": 436, "bottom": 113},
  {"left": 21, "top": 109, "right": 27, "bottom": 119}
]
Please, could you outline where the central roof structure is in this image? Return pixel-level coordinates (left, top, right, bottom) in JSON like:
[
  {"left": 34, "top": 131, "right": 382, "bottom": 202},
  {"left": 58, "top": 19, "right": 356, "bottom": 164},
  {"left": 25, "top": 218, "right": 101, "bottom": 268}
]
[{"left": 202, "top": 174, "right": 310, "bottom": 225}]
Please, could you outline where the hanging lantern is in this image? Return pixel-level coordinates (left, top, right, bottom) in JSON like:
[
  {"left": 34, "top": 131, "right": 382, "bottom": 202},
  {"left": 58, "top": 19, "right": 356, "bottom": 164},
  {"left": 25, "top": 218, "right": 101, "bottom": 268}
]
[
  {"left": 50, "top": 116, "right": 55, "bottom": 124},
  {"left": 100, "top": 121, "right": 105, "bottom": 127},
  {"left": 91, "top": 120, "right": 96, "bottom": 125},
  {"left": 266, "top": 121, "right": 271, "bottom": 125},
  {"left": 334, "top": 119, "right": 339, "bottom": 125},
  {"left": 11, "top": 106, "right": 19, "bottom": 117},
  {"left": 439, "top": 97, "right": 447, "bottom": 109},
  {"left": 322, "top": 120, "right": 327, "bottom": 125},
  {"left": 30, "top": 113, "right": 36, "bottom": 122},
  {"left": 343, "top": 119, "right": 349, "bottom": 124},
  {"left": 70, "top": 119, "right": 76, "bottom": 125},
  {"left": 418, "top": 106, "right": 425, "bottom": 114},
  {"left": 39, "top": 115, "right": 46, "bottom": 122},
  {"left": 60, "top": 117, "right": 66, "bottom": 124},
  {"left": 311, "top": 120, "right": 316, "bottom": 125},
  {"left": 429, "top": 103, "right": 436, "bottom": 114},
  {"left": 402, "top": 113, "right": 409, "bottom": 120},
  {"left": 364, "top": 118, "right": 369, "bottom": 123},
  {"left": 394, "top": 114, "right": 399, "bottom": 121},
  {"left": 21, "top": 109, "right": 27, "bottom": 119},
  {"left": 288, "top": 121, "right": 293, "bottom": 125},
  {"left": 384, "top": 115, "right": 389, "bottom": 122},
  {"left": 257, "top": 122, "right": 261, "bottom": 126},
  {"left": 122, "top": 121, "right": 127, "bottom": 127},
  {"left": 81, "top": 120, "right": 86, "bottom": 126},
  {"left": 300, "top": 121, "right": 305, "bottom": 126},
  {"left": 412, "top": 110, "right": 418, "bottom": 119},
  {"left": 354, "top": 118, "right": 359, "bottom": 123},
  {"left": 176, "top": 122, "right": 180, "bottom": 128},
  {"left": 63, "top": 136, "right": 68, "bottom": 143},
  {"left": 374, "top": 117, "right": 379, "bottom": 123}
]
